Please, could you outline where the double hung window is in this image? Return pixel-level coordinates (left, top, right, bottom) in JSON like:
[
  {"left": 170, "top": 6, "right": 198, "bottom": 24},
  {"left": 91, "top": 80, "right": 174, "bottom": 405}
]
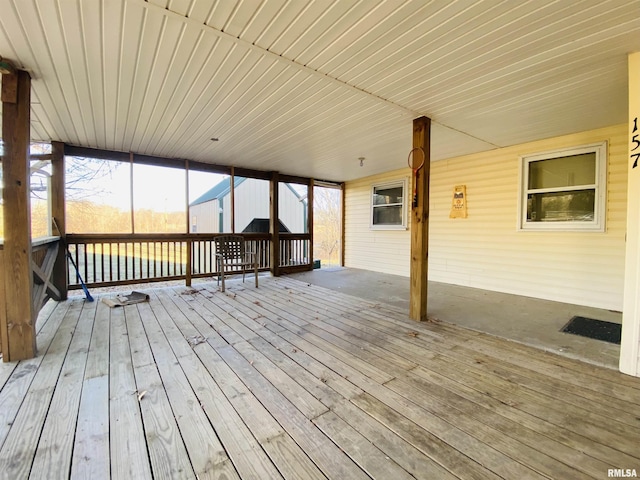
[
  {"left": 371, "top": 180, "right": 407, "bottom": 230},
  {"left": 519, "top": 142, "right": 607, "bottom": 231}
]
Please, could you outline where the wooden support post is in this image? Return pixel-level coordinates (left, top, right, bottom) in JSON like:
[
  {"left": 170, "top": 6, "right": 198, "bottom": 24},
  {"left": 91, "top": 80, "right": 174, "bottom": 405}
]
[
  {"left": 185, "top": 241, "right": 192, "bottom": 287},
  {"left": 185, "top": 160, "right": 192, "bottom": 286},
  {"left": 341, "top": 183, "right": 346, "bottom": 267},
  {"left": 621, "top": 51, "right": 640, "bottom": 377},
  {"left": 409, "top": 116, "right": 431, "bottom": 322},
  {"left": 270, "top": 172, "right": 280, "bottom": 276},
  {"left": 51, "top": 141, "right": 67, "bottom": 300},
  {"left": 0, "top": 250, "right": 7, "bottom": 357},
  {"left": 307, "top": 179, "right": 314, "bottom": 270},
  {"left": 129, "top": 152, "right": 135, "bottom": 233},
  {"left": 1, "top": 69, "right": 35, "bottom": 361},
  {"left": 230, "top": 167, "right": 235, "bottom": 233}
]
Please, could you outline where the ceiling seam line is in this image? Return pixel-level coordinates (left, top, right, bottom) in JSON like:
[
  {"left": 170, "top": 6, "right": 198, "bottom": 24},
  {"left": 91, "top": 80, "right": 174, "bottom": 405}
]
[
  {"left": 136, "top": 0, "right": 416, "bottom": 115},
  {"left": 135, "top": 0, "right": 501, "bottom": 149}
]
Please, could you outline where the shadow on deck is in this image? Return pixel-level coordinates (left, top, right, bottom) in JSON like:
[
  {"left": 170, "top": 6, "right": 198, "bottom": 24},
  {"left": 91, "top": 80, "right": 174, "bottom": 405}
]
[{"left": 0, "top": 276, "right": 638, "bottom": 479}]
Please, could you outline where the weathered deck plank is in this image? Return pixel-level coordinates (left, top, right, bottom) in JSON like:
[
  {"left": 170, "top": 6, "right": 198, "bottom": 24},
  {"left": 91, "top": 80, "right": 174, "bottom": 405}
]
[
  {"left": 267, "top": 278, "right": 640, "bottom": 468},
  {"left": 135, "top": 300, "right": 239, "bottom": 480},
  {"left": 312, "top": 410, "right": 415, "bottom": 480},
  {"left": 0, "top": 300, "right": 83, "bottom": 478},
  {"left": 157, "top": 290, "right": 326, "bottom": 480},
  {"left": 0, "top": 276, "right": 638, "bottom": 480},
  {"left": 70, "top": 300, "right": 111, "bottom": 480},
  {"left": 326, "top": 398, "right": 458, "bottom": 480},
  {"left": 391, "top": 368, "right": 613, "bottom": 478},
  {"left": 109, "top": 306, "right": 152, "bottom": 480},
  {"left": 30, "top": 300, "right": 97, "bottom": 479},
  {"left": 0, "top": 300, "right": 72, "bottom": 450},
  {"left": 214, "top": 342, "right": 370, "bottom": 480},
  {"left": 148, "top": 292, "right": 284, "bottom": 479}
]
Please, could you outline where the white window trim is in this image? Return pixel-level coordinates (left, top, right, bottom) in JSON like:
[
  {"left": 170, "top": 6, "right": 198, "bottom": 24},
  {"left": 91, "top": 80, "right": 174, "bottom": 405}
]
[
  {"left": 517, "top": 141, "right": 607, "bottom": 232},
  {"left": 370, "top": 179, "right": 408, "bottom": 230}
]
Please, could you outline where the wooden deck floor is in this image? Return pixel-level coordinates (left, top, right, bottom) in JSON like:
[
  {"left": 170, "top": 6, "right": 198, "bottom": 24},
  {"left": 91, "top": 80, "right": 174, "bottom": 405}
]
[{"left": 1, "top": 277, "right": 639, "bottom": 479}]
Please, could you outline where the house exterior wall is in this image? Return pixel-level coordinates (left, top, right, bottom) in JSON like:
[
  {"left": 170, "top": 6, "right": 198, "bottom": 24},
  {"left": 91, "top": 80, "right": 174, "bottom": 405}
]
[
  {"left": 223, "top": 178, "right": 270, "bottom": 233},
  {"left": 194, "top": 179, "right": 305, "bottom": 234},
  {"left": 345, "top": 124, "right": 628, "bottom": 310},
  {"left": 345, "top": 170, "right": 412, "bottom": 277},
  {"left": 189, "top": 199, "right": 219, "bottom": 233},
  {"left": 278, "top": 184, "right": 306, "bottom": 233}
]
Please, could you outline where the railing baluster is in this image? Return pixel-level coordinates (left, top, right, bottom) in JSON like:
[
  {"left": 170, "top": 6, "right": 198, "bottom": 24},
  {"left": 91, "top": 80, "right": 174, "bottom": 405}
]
[
  {"left": 170, "top": 241, "right": 173, "bottom": 276},
  {"left": 64, "top": 233, "right": 276, "bottom": 287},
  {"left": 144, "top": 242, "right": 149, "bottom": 279},
  {"left": 81, "top": 243, "right": 87, "bottom": 284},
  {"left": 173, "top": 242, "right": 177, "bottom": 276},
  {"left": 99, "top": 243, "right": 104, "bottom": 282},
  {"left": 108, "top": 243, "right": 112, "bottom": 282}
]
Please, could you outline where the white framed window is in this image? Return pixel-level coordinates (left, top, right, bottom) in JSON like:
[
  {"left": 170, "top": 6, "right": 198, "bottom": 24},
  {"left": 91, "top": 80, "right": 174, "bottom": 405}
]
[
  {"left": 371, "top": 179, "right": 407, "bottom": 230},
  {"left": 518, "top": 142, "right": 607, "bottom": 232}
]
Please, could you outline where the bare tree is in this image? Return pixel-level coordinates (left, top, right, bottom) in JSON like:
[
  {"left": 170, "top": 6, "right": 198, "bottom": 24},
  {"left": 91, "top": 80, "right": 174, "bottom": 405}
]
[{"left": 313, "top": 187, "right": 341, "bottom": 265}]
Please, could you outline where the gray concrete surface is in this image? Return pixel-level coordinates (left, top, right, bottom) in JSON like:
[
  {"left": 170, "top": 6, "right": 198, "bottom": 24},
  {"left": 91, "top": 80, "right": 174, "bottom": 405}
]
[{"left": 288, "top": 266, "right": 622, "bottom": 369}]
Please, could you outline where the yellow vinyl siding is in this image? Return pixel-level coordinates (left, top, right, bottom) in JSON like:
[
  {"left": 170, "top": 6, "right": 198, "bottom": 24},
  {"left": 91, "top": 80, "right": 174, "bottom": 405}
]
[
  {"left": 345, "top": 123, "right": 627, "bottom": 310},
  {"left": 345, "top": 171, "right": 411, "bottom": 276}
]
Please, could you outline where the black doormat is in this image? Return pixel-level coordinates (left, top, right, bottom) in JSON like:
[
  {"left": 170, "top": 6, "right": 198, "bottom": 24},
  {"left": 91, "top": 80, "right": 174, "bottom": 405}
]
[{"left": 561, "top": 316, "right": 622, "bottom": 344}]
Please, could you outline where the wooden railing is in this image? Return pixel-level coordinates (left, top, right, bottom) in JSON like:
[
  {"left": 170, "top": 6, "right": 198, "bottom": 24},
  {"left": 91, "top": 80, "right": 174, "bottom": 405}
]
[
  {"left": 191, "top": 234, "right": 271, "bottom": 279},
  {"left": 65, "top": 233, "right": 273, "bottom": 289},
  {"left": 1, "top": 236, "right": 62, "bottom": 357},
  {"left": 279, "top": 233, "right": 311, "bottom": 272},
  {"left": 31, "top": 237, "right": 62, "bottom": 310},
  {"left": 64, "top": 232, "right": 311, "bottom": 289}
]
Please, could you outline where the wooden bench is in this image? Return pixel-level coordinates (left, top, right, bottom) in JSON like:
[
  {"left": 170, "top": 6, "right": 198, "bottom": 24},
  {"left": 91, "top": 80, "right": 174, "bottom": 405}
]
[{"left": 214, "top": 235, "right": 258, "bottom": 292}]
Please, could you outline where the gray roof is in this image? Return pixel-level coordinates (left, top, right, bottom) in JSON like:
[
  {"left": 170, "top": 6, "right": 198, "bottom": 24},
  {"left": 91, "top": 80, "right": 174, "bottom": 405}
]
[
  {"left": 190, "top": 177, "right": 305, "bottom": 207},
  {"left": 189, "top": 176, "right": 247, "bottom": 206}
]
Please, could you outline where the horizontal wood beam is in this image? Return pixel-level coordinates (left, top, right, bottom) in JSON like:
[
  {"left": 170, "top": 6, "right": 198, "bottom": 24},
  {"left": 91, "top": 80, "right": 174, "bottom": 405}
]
[
  {"left": 30, "top": 153, "right": 53, "bottom": 160},
  {"left": 187, "top": 162, "right": 232, "bottom": 175},
  {"left": 62, "top": 144, "right": 306, "bottom": 183},
  {"left": 64, "top": 144, "right": 131, "bottom": 162},
  {"left": 280, "top": 174, "right": 312, "bottom": 185},
  {"left": 132, "top": 153, "right": 185, "bottom": 170},
  {"left": 66, "top": 232, "right": 271, "bottom": 242},
  {"left": 234, "top": 167, "right": 271, "bottom": 181}
]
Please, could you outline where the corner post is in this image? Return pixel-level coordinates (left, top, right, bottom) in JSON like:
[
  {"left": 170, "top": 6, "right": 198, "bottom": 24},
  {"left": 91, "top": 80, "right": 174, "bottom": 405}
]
[
  {"left": 2, "top": 69, "right": 35, "bottom": 361},
  {"left": 409, "top": 116, "right": 431, "bottom": 322},
  {"left": 621, "top": 51, "right": 640, "bottom": 377},
  {"left": 340, "top": 183, "right": 346, "bottom": 267},
  {"left": 270, "top": 172, "right": 280, "bottom": 276},
  {"left": 185, "top": 159, "right": 192, "bottom": 287},
  {"left": 307, "top": 178, "right": 314, "bottom": 270},
  {"left": 51, "top": 141, "right": 67, "bottom": 300}
]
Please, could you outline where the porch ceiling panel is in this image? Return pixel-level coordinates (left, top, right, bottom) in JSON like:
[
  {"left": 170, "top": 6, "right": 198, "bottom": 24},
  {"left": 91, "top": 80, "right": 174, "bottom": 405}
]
[{"left": 0, "top": 0, "right": 638, "bottom": 181}]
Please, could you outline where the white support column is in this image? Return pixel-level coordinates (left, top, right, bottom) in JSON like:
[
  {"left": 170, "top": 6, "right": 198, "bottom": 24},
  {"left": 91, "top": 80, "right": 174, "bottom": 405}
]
[{"left": 620, "top": 51, "right": 640, "bottom": 377}]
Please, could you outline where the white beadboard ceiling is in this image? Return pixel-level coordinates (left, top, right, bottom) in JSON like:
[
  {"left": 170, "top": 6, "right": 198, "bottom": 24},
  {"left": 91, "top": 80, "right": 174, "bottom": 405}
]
[{"left": 0, "top": 0, "right": 638, "bottom": 181}]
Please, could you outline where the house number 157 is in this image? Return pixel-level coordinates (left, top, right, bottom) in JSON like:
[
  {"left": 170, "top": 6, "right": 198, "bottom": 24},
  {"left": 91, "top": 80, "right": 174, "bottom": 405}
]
[{"left": 632, "top": 117, "right": 640, "bottom": 168}]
